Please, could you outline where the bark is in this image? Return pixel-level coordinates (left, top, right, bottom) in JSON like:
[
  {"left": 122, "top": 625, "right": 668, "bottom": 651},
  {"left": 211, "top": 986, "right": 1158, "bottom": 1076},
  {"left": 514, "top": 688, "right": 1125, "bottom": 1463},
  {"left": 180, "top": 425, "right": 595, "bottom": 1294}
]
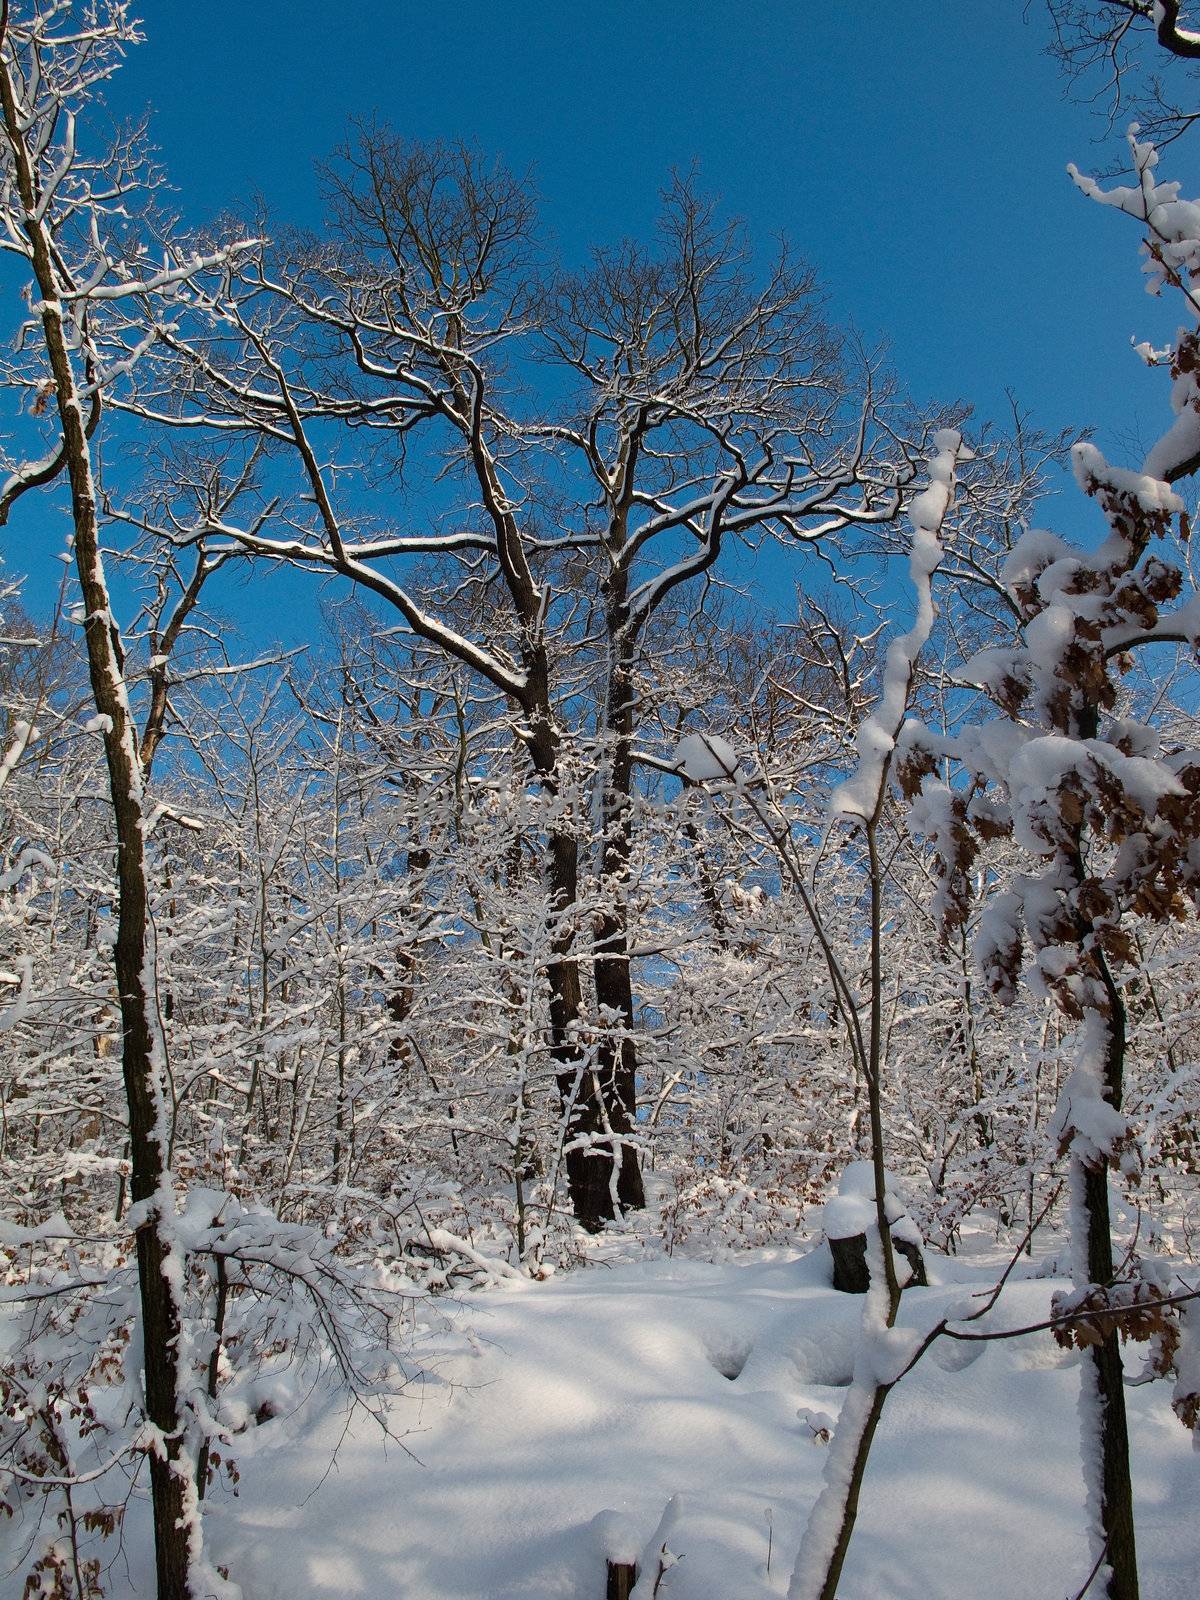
[
  {"left": 606, "top": 1561, "right": 638, "bottom": 1600},
  {"left": 1068, "top": 704, "right": 1139, "bottom": 1600},
  {"left": 1079, "top": 1158, "right": 1139, "bottom": 1600},
  {"left": 1077, "top": 964, "right": 1139, "bottom": 1600},
  {"left": 0, "top": 36, "right": 198, "bottom": 1596},
  {"left": 829, "top": 1230, "right": 926, "bottom": 1295},
  {"left": 592, "top": 627, "right": 646, "bottom": 1213},
  {"left": 525, "top": 669, "right": 627, "bottom": 1232}
]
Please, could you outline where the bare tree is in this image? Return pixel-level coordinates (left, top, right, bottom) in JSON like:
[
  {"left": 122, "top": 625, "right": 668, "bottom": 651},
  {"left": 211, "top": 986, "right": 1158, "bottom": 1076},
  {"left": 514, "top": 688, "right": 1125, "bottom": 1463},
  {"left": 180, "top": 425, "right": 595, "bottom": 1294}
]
[
  {"left": 1044, "top": 1, "right": 1200, "bottom": 139},
  {"left": 0, "top": 5, "right": 246, "bottom": 1593},
  {"left": 540, "top": 181, "right": 914, "bottom": 1216},
  {"left": 115, "top": 133, "right": 919, "bottom": 1230},
  {"left": 897, "top": 129, "right": 1200, "bottom": 1584}
]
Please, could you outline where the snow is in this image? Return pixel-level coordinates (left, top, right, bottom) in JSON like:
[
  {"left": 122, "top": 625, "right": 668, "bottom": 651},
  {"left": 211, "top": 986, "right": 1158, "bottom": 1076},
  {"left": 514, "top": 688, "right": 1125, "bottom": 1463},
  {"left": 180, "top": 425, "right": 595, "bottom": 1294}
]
[
  {"left": 1145, "top": 404, "right": 1200, "bottom": 484},
  {"left": 28, "top": 1231, "right": 1194, "bottom": 1600},
  {"left": 672, "top": 732, "right": 743, "bottom": 785},
  {"left": 1000, "top": 526, "right": 1074, "bottom": 593},
  {"left": 820, "top": 1192, "right": 875, "bottom": 1241},
  {"left": 0, "top": 843, "right": 54, "bottom": 893},
  {"left": 1072, "top": 131, "right": 1200, "bottom": 486},
  {"left": 0, "top": 720, "right": 37, "bottom": 792},
  {"left": 1070, "top": 442, "right": 1184, "bottom": 518},
  {"left": 831, "top": 430, "right": 967, "bottom": 824},
  {"left": 0, "top": 1211, "right": 74, "bottom": 1247},
  {"left": 820, "top": 1161, "right": 913, "bottom": 1241},
  {"left": 837, "top": 1160, "right": 897, "bottom": 1200}
]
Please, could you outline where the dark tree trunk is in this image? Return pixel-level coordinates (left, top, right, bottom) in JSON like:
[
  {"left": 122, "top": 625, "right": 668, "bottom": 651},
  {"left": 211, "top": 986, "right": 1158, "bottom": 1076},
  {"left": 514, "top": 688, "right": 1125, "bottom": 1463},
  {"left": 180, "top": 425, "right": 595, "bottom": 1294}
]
[
  {"left": 0, "top": 57, "right": 199, "bottom": 1592},
  {"left": 829, "top": 1233, "right": 871, "bottom": 1295},
  {"left": 1080, "top": 1159, "right": 1139, "bottom": 1600},
  {"left": 48, "top": 358, "right": 193, "bottom": 1599},
  {"left": 591, "top": 628, "right": 645, "bottom": 1212},
  {"left": 1061, "top": 686, "right": 1139, "bottom": 1600},
  {"left": 1077, "top": 965, "right": 1138, "bottom": 1600},
  {"left": 527, "top": 691, "right": 629, "bottom": 1232}
]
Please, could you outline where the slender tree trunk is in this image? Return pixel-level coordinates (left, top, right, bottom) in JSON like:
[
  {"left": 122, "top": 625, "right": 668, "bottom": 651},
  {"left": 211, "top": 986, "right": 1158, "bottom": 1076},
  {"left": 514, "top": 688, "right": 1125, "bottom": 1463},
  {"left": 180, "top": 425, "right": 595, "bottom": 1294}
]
[
  {"left": 790, "top": 820, "right": 902, "bottom": 1600},
  {"left": 1077, "top": 1155, "right": 1139, "bottom": 1600},
  {"left": 1074, "top": 963, "right": 1138, "bottom": 1600},
  {"left": 1066, "top": 700, "right": 1139, "bottom": 1600},
  {"left": 682, "top": 815, "right": 730, "bottom": 951},
  {"left": 0, "top": 50, "right": 199, "bottom": 1597}
]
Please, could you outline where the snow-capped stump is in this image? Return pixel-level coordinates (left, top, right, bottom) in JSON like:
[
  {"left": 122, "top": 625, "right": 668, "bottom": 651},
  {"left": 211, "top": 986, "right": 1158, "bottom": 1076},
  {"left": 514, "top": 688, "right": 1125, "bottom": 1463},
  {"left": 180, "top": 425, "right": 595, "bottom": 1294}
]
[
  {"left": 591, "top": 1510, "right": 640, "bottom": 1600},
  {"left": 822, "top": 1161, "right": 927, "bottom": 1294}
]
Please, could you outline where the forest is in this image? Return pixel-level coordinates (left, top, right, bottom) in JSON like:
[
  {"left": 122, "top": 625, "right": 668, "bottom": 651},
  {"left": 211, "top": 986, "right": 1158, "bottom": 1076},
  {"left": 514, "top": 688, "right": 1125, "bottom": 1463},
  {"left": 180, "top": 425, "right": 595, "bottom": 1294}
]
[{"left": 0, "top": 3, "right": 1198, "bottom": 1599}]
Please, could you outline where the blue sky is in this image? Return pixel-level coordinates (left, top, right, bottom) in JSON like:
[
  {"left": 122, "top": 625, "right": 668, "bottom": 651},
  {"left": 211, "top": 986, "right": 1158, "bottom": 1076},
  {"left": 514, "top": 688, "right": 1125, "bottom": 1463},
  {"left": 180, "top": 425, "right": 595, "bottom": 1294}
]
[{"left": 6, "top": 1, "right": 1183, "bottom": 643}]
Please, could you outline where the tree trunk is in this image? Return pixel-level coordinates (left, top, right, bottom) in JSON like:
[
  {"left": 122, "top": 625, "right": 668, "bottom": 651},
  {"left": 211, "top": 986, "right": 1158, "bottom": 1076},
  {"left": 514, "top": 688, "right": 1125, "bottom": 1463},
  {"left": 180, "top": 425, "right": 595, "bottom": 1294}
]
[
  {"left": 1061, "top": 691, "right": 1139, "bottom": 1600},
  {"left": 525, "top": 686, "right": 625, "bottom": 1232},
  {"left": 46, "top": 373, "right": 195, "bottom": 1599},
  {"left": 0, "top": 57, "right": 199, "bottom": 1595},
  {"left": 1075, "top": 966, "right": 1138, "bottom": 1600},
  {"left": 590, "top": 626, "right": 645, "bottom": 1212},
  {"left": 591, "top": 902, "right": 646, "bottom": 1212},
  {"left": 1077, "top": 1158, "right": 1139, "bottom": 1600}
]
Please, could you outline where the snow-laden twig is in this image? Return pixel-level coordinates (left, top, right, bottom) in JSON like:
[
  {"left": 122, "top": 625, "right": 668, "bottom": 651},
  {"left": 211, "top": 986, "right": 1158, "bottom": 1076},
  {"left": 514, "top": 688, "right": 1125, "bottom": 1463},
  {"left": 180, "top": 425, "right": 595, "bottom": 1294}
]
[{"left": 830, "top": 428, "right": 970, "bottom": 825}]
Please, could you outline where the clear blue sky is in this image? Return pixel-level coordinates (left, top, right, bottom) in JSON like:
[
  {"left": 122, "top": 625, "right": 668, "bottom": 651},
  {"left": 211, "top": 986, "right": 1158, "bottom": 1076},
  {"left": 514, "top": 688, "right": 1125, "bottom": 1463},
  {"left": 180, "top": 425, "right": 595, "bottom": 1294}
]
[{"left": 6, "top": 1, "right": 1180, "bottom": 643}]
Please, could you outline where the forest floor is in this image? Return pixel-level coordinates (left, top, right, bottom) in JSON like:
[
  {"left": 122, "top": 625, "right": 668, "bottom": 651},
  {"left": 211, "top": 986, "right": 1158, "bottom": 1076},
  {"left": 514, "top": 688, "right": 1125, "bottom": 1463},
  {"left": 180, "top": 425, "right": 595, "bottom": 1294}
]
[
  {"left": 4, "top": 1213, "right": 1197, "bottom": 1599},
  {"left": 187, "top": 1217, "right": 1198, "bottom": 1600}
]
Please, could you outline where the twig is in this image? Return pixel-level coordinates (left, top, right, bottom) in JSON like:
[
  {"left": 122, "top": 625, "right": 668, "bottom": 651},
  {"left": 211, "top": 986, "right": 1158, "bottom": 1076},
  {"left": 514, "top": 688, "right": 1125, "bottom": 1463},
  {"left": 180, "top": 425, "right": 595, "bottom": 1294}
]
[{"left": 1067, "top": 1534, "right": 1111, "bottom": 1600}]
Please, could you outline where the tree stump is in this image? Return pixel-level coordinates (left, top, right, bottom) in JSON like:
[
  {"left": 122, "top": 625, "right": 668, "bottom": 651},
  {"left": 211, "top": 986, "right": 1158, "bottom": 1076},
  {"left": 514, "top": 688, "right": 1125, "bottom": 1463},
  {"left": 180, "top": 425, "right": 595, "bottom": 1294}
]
[
  {"left": 829, "top": 1230, "right": 870, "bottom": 1294},
  {"left": 606, "top": 1560, "right": 638, "bottom": 1600},
  {"left": 894, "top": 1233, "right": 928, "bottom": 1288},
  {"left": 829, "top": 1229, "right": 927, "bottom": 1293}
]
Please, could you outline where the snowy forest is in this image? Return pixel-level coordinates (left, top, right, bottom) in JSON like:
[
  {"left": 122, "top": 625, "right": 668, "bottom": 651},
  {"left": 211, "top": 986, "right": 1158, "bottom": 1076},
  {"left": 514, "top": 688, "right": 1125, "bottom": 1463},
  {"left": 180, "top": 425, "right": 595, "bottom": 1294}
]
[{"left": 0, "top": 3, "right": 1199, "bottom": 1598}]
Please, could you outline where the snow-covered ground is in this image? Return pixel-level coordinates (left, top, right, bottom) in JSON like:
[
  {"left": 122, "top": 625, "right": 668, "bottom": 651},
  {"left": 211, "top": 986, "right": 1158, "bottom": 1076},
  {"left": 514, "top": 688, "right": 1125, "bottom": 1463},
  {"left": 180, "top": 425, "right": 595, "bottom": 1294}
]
[{"left": 175, "top": 1233, "right": 1196, "bottom": 1600}]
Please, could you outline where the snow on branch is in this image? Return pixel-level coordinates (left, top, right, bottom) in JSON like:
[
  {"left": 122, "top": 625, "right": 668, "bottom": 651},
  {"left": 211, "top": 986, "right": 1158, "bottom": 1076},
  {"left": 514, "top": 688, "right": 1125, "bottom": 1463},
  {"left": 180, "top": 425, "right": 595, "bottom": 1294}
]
[
  {"left": 1070, "top": 129, "right": 1200, "bottom": 482},
  {"left": 829, "top": 428, "right": 971, "bottom": 825}
]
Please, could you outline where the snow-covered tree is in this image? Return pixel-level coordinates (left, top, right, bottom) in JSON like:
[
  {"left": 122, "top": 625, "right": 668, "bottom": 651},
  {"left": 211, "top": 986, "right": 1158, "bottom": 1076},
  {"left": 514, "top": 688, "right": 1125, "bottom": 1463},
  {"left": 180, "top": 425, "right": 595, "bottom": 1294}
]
[
  {"left": 103, "top": 128, "right": 932, "bottom": 1230},
  {"left": 898, "top": 127, "right": 1200, "bottom": 1599}
]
